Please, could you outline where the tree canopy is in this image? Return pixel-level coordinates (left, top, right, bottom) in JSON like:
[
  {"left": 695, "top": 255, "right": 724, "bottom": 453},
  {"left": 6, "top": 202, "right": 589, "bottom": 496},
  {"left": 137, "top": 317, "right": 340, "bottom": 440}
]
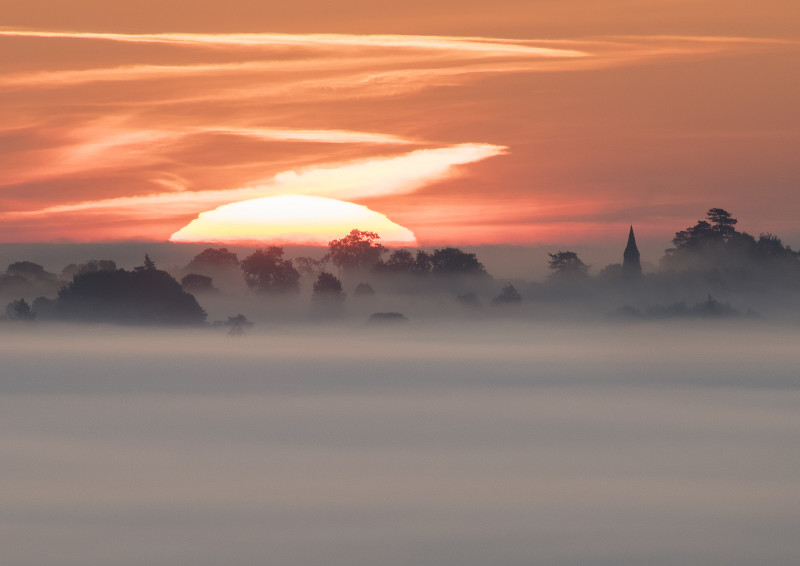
[
  {"left": 327, "top": 229, "right": 386, "bottom": 271},
  {"left": 669, "top": 208, "right": 745, "bottom": 252},
  {"left": 1, "top": 261, "right": 59, "bottom": 299},
  {"left": 430, "top": 248, "right": 487, "bottom": 276},
  {"left": 186, "top": 248, "right": 240, "bottom": 273},
  {"left": 663, "top": 208, "right": 800, "bottom": 276},
  {"left": 56, "top": 268, "right": 206, "bottom": 325},
  {"left": 61, "top": 260, "right": 117, "bottom": 281},
  {"left": 7, "top": 261, "right": 56, "bottom": 280},
  {"left": 547, "top": 251, "right": 589, "bottom": 279},
  {"left": 313, "top": 271, "right": 345, "bottom": 298},
  {"left": 374, "top": 249, "right": 433, "bottom": 275},
  {"left": 181, "top": 273, "right": 217, "bottom": 294},
  {"left": 241, "top": 247, "right": 300, "bottom": 293}
]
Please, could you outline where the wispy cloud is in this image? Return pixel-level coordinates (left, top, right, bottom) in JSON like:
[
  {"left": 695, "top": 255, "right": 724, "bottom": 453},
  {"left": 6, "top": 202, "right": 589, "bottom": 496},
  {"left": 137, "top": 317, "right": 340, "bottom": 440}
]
[
  {"left": 0, "top": 29, "right": 588, "bottom": 57},
  {"left": 1, "top": 144, "right": 507, "bottom": 220}
]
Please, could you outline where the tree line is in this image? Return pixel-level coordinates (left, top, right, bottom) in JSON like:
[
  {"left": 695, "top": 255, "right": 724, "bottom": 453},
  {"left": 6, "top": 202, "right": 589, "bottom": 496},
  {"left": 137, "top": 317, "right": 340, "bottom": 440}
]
[{"left": 3, "top": 208, "right": 800, "bottom": 325}]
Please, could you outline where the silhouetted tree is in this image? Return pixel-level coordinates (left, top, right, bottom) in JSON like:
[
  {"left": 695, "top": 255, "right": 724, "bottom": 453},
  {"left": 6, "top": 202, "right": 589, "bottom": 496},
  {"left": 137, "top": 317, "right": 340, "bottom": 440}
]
[
  {"left": 224, "top": 314, "right": 252, "bottom": 336},
  {"left": 313, "top": 271, "right": 345, "bottom": 301},
  {"left": 430, "top": 248, "right": 487, "bottom": 276},
  {"left": 492, "top": 283, "right": 522, "bottom": 305},
  {"left": 694, "top": 294, "right": 738, "bottom": 317},
  {"left": 353, "top": 282, "right": 375, "bottom": 296},
  {"left": 185, "top": 248, "right": 239, "bottom": 273},
  {"left": 56, "top": 268, "right": 206, "bottom": 325},
  {"left": 5, "top": 298, "right": 36, "bottom": 321},
  {"left": 671, "top": 221, "right": 715, "bottom": 251},
  {"left": 547, "top": 251, "right": 589, "bottom": 279},
  {"left": 368, "top": 312, "right": 408, "bottom": 324},
  {"left": 227, "top": 313, "right": 251, "bottom": 326},
  {"left": 241, "top": 247, "right": 300, "bottom": 293},
  {"left": 312, "top": 272, "right": 346, "bottom": 318},
  {"left": 662, "top": 208, "right": 800, "bottom": 284},
  {"left": 182, "top": 247, "right": 243, "bottom": 291},
  {"left": 0, "top": 273, "right": 34, "bottom": 298},
  {"left": 414, "top": 250, "right": 433, "bottom": 273},
  {"left": 1, "top": 261, "right": 59, "bottom": 299},
  {"left": 327, "top": 229, "right": 386, "bottom": 271},
  {"left": 136, "top": 254, "right": 157, "bottom": 271},
  {"left": 294, "top": 256, "right": 326, "bottom": 279},
  {"left": 374, "top": 249, "right": 433, "bottom": 275},
  {"left": 7, "top": 261, "right": 51, "bottom": 279},
  {"left": 597, "top": 263, "right": 624, "bottom": 281},
  {"left": 61, "top": 260, "right": 116, "bottom": 281},
  {"left": 211, "top": 313, "right": 253, "bottom": 331},
  {"left": 668, "top": 208, "right": 740, "bottom": 253},
  {"left": 376, "top": 249, "right": 414, "bottom": 272},
  {"left": 181, "top": 273, "right": 217, "bottom": 294},
  {"left": 707, "top": 208, "right": 738, "bottom": 239},
  {"left": 755, "top": 233, "right": 799, "bottom": 262},
  {"left": 641, "top": 295, "right": 742, "bottom": 319}
]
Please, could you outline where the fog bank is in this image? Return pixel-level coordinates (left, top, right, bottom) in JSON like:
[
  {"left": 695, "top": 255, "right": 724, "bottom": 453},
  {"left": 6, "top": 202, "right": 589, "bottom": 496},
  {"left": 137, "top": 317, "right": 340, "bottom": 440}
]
[{"left": 2, "top": 320, "right": 799, "bottom": 566}]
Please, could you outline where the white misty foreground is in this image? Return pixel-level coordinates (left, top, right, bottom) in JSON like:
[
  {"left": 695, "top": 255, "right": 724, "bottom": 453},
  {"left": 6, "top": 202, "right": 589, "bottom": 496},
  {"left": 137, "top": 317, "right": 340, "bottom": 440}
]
[{"left": 1, "top": 320, "right": 799, "bottom": 566}]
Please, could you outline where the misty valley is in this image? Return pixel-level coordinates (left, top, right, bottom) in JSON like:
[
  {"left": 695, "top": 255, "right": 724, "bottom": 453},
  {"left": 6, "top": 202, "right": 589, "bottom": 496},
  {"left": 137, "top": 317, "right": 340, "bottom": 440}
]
[{"left": 2, "top": 208, "right": 800, "bottom": 566}]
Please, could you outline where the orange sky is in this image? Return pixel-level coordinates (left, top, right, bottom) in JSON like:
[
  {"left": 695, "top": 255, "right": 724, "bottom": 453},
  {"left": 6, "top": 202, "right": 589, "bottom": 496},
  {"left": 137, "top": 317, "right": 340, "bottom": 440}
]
[{"left": 1, "top": 1, "right": 799, "bottom": 245}]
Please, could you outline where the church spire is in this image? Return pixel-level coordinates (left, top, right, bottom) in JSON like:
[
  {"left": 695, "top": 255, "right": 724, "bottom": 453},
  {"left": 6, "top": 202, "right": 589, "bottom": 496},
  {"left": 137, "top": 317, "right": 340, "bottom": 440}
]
[{"left": 623, "top": 225, "right": 641, "bottom": 275}]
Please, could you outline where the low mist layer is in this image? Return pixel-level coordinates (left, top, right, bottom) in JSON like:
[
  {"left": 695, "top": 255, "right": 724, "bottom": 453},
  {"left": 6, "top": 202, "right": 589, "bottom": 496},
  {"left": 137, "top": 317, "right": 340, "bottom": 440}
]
[{"left": 2, "top": 320, "right": 799, "bottom": 566}]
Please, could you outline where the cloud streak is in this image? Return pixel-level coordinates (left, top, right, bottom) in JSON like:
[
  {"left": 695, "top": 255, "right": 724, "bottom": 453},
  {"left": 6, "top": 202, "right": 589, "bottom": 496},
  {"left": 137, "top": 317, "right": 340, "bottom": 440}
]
[
  {"left": 0, "top": 29, "right": 588, "bottom": 57},
  {"left": 1, "top": 144, "right": 506, "bottom": 220}
]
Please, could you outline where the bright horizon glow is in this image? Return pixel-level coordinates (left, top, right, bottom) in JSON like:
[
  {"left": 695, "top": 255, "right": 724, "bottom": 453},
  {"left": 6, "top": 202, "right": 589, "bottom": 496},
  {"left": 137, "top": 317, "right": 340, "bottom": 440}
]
[{"left": 169, "top": 194, "right": 417, "bottom": 245}]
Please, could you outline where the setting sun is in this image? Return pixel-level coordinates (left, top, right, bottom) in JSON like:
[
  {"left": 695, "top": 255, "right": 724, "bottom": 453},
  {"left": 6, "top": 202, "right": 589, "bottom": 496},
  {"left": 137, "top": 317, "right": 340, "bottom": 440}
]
[{"left": 169, "top": 194, "right": 417, "bottom": 245}]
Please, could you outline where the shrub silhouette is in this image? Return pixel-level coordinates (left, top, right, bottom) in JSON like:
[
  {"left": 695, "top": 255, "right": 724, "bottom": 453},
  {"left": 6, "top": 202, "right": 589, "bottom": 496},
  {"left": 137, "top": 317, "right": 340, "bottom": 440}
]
[
  {"left": 492, "top": 283, "right": 522, "bottom": 305},
  {"left": 5, "top": 298, "right": 36, "bottom": 321},
  {"left": 56, "top": 268, "right": 206, "bottom": 325},
  {"left": 313, "top": 272, "right": 345, "bottom": 301},
  {"left": 368, "top": 312, "right": 408, "bottom": 324},
  {"left": 311, "top": 271, "right": 346, "bottom": 318},
  {"left": 354, "top": 282, "right": 375, "bottom": 296}
]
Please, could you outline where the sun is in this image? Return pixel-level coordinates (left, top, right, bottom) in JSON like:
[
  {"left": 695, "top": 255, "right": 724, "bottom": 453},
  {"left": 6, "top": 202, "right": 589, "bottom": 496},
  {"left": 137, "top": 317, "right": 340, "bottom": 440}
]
[{"left": 169, "top": 194, "right": 417, "bottom": 245}]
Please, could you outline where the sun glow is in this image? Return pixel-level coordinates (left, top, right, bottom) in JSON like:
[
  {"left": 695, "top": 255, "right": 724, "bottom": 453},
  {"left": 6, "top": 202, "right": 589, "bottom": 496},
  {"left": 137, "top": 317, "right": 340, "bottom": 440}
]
[{"left": 169, "top": 194, "right": 417, "bottom": 245}]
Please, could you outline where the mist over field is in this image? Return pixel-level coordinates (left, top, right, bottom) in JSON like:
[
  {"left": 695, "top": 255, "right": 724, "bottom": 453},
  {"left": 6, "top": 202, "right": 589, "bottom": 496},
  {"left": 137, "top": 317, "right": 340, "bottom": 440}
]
[
  {"left": 2, "top": 320, "right": 799, "bottom": 566},
  {"left": 3, "top": 0, "right": 800, "bottom": 562}
]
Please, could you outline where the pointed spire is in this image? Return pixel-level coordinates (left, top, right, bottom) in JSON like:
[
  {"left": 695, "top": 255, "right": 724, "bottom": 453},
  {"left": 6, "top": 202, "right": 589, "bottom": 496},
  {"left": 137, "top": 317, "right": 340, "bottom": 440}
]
[{"left": 623, "top": 225, "right": 641, "bottom": 275}]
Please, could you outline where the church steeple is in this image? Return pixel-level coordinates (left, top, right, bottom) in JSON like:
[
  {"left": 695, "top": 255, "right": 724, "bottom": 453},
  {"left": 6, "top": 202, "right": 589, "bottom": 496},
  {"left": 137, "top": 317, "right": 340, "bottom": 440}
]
[{"left": 623, "top": 225, "right": 641, "bottom": 275}]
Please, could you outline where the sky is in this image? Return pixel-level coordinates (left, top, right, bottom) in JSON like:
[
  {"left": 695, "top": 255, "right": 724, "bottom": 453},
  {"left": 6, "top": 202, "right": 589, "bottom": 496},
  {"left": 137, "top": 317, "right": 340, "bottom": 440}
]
[{"left": 1, "top": 1, "right": 798, "bottom": 246}]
